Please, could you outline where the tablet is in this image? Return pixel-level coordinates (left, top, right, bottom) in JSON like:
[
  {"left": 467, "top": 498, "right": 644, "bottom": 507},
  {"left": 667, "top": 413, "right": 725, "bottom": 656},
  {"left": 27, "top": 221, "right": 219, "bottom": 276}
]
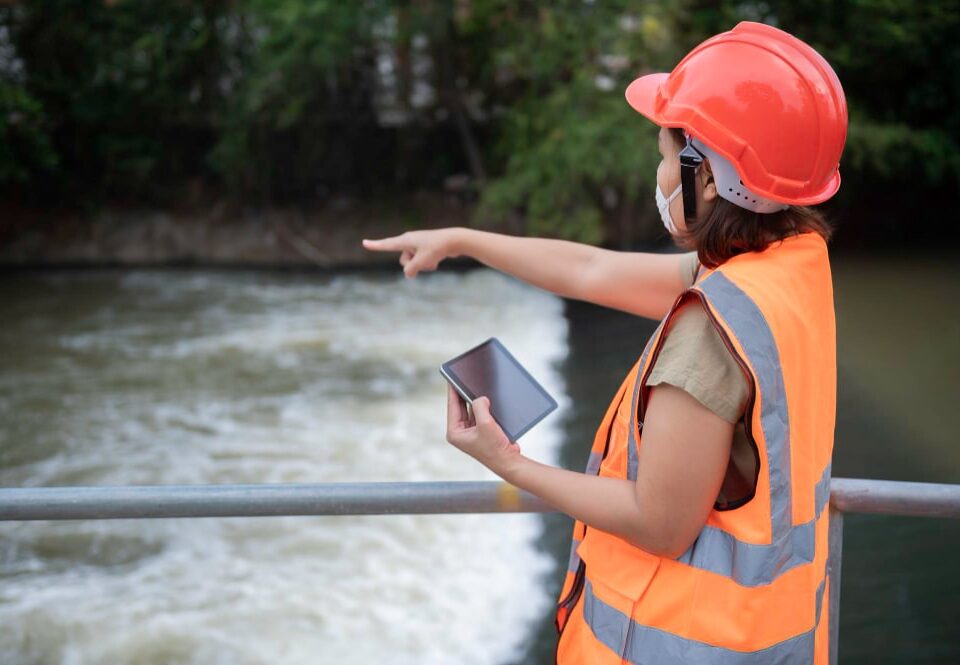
[{"left": 440, "top": 337, "right": 558, "bottom": 441}]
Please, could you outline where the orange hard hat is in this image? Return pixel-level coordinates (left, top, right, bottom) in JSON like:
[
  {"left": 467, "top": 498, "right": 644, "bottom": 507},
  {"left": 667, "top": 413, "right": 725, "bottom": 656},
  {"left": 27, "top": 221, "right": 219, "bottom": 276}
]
[{"left": 626, "top": 21, "right": 848, "bottom": 206}]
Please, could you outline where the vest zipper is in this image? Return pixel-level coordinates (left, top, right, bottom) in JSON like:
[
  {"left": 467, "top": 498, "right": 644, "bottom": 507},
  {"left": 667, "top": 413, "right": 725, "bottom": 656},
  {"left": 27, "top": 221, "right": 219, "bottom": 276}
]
[
  {"left": 553, "top": 560, "right": 584, "bottom": 664},
  {"left": 555, "top": 559, "right": 585, "bottom": 625}
]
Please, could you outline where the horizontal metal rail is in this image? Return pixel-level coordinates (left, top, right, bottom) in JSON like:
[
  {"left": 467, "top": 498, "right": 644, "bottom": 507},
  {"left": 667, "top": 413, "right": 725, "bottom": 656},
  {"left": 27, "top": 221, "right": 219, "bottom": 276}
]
[
  {"left": 829, "top": 478, "right": 960, "bottom": 518},
  {"left": 0, "top": 481, "right": 553, "bottom": 521},
  {"left": 0, "top": 477, "right": 958, "bottom": 521}
]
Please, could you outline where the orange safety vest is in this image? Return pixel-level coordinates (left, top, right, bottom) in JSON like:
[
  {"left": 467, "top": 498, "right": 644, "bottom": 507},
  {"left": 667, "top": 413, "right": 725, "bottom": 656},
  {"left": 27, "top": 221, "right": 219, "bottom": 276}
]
[{"left": 556, "top": 231, "right": 836, "bottom": 664}]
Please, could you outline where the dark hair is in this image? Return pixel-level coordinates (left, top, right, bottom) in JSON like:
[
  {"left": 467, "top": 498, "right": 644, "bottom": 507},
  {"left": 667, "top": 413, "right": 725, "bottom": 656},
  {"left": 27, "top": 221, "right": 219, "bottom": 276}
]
[{"left": 668, "top": 128, "right": 834, "bottom": 269}]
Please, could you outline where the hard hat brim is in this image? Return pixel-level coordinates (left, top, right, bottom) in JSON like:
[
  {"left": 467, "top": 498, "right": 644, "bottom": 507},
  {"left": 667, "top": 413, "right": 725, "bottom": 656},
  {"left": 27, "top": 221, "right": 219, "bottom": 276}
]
[{"left": 625, "top": 73, "right": 669, "bottom": 126}]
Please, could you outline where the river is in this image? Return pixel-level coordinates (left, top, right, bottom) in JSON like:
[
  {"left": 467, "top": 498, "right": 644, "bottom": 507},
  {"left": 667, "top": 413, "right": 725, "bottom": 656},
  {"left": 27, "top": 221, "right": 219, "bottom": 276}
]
[{"left": 1, "top": 254, "right": 957, "bottom": 663}]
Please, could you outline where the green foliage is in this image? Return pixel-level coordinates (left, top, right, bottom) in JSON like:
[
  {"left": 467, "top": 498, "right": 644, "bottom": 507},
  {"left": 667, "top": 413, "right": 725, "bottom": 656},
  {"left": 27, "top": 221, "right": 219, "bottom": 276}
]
[
  {"left": 472, "top": 2, "right": 681, "bottom": 242},
  {"left": 845, "top": 115, "right": 960, "bottom": 185},
  {"left": 1, "top": 0, "right": 958, "bottom": 244},
  {"left": 479, "top": 81, "right": 659, "bottom": 244},
  {"left": 2, "top": 0, "right": 236, "bottom": 205},
  {"left": 209, "top": 1, "right": 392, "bottom": 201},
  {"left": 0, "top": 80, "right": 57, "bottom": 185}
]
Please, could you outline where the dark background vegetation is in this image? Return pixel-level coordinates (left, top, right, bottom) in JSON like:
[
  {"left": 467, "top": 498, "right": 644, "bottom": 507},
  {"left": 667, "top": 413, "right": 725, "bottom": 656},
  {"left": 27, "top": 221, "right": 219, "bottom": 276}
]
[{"left": 1, "top": 0, "right": 958, "bottom": 250}]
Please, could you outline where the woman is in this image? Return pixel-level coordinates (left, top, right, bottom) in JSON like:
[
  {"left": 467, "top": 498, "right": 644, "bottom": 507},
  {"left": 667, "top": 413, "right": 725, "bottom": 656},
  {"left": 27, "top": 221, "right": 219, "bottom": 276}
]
[{"left": 363, "top": 22, "right": 845, "bottom": 664}]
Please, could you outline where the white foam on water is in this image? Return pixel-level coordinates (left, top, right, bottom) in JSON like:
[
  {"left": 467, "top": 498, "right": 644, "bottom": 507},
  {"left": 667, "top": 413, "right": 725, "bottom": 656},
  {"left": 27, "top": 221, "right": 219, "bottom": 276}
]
[{"left": 0, "top": 269, "right": 569, "bottom": 664}]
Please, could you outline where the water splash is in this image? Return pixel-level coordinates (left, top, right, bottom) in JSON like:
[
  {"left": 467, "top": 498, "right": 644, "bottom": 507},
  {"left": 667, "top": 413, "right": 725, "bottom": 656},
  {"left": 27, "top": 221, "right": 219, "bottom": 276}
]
[{"left": 0, "top": 269, "right": 569, "bottom": 665}]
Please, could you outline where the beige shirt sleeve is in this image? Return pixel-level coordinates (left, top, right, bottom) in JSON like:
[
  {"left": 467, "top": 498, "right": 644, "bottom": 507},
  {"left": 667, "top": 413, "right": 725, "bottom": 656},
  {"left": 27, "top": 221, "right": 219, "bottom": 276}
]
[
  {"left": 680, "top": 251, "right": 700, "bottom": 287},
  {"left": 645, "top": 297, "right": 749, "bottom": 424}
]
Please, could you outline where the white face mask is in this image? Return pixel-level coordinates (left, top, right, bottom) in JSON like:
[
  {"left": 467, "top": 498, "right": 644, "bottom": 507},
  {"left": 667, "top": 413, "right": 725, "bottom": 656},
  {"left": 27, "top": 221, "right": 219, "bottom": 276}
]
[{"left": 656, "top": 183, "right": 682, "bottom": 234}]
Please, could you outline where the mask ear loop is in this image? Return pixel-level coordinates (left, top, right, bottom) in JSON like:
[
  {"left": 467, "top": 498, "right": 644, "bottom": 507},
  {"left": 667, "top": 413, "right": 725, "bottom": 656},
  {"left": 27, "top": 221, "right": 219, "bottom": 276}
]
[{"left": 679, "top": 134, "right": 705, "bottom": 226}]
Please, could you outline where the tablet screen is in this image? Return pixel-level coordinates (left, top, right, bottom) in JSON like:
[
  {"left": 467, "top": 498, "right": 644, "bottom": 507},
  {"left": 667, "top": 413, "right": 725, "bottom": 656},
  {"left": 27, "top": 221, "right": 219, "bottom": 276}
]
[{"left": 441, "top": 338, "right": 557, "bottom": 441}]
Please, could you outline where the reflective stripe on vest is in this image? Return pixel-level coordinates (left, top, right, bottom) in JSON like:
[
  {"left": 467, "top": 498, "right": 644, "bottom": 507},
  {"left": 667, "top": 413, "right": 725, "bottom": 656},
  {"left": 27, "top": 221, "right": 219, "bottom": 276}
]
[
  {"left": 580, "top": 576, "right": 827, "bottom": 665},
  {"left": 675, "top": 461, "right": 831, "bottom": 586}
]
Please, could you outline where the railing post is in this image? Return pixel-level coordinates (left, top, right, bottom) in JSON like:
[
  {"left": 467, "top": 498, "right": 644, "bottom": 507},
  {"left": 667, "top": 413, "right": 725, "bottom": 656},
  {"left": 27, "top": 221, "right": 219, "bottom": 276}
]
[{"left": 828, "top": 505, "right": 844, "bottom": 665}]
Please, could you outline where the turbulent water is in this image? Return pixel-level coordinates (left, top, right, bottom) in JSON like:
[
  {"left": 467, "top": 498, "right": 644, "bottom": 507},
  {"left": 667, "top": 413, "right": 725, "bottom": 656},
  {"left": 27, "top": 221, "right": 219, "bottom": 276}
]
[{"left": 0, "top": 269, "right": 569, "bottom": 665}]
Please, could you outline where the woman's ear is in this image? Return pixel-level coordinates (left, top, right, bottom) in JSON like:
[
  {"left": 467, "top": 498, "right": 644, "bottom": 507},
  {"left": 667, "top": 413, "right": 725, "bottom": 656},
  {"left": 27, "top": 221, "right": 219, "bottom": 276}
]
[{"left": 701, "top": 159, "right": 719, "bottom": 203}]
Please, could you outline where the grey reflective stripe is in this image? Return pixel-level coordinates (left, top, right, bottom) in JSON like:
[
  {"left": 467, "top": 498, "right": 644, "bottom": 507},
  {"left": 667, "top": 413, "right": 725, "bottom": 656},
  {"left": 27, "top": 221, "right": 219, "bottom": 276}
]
[
  {"left": 815, "top": 575, "right": 826, "bottom": 624},
  {"left": 673, "top": 464, "right": 830, "bottom": 586},
  {"left": 582, "top": 578, "right": 824, "bottom": 664},
  {"left": 627, "top": 318, "right": 666, "bottom": 481},
  {"left": 674, "top": 520, "right": 813, "bottom": 587},
  {"left": 815, "top": 462, "right": 832, "bottom": 520},
  {"left": 625, "top": 362, "right": 643, "bottom": 482},
  {"left": 699, "top": 271, "right": 794, "bottom": 545},
  {"left": 584, "top": 450, "right": 603, "bottom": 475},
  {"left": 566, "top": 537, "right": 582, "bottom": 572},
  {"left": 569, "top": 445, "right": 606, "bottom": 575}
]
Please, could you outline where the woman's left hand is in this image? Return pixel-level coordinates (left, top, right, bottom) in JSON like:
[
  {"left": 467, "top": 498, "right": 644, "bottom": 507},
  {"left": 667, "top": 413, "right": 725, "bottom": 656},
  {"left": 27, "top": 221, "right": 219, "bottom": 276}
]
[{"left": 445, "top": 383, "right": 522, "bottom": 477}]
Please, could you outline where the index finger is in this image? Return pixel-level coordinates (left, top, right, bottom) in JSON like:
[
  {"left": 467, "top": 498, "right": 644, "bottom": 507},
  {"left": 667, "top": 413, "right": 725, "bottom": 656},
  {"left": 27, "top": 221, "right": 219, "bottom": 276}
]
[{"left": 361, "top": 235, "right": 407, "bottom": 253}]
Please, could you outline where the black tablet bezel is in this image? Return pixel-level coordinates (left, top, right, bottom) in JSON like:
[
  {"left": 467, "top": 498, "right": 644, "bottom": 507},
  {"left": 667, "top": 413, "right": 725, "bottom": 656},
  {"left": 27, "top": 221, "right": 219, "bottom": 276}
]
[{"left": 440, "top": 337, "right": 558, "bottom": 441}]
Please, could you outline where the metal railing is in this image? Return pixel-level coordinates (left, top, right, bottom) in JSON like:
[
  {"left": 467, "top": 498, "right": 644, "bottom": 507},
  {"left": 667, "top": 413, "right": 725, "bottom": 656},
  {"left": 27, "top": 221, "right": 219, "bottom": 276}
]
[{"left": 2, "top": 477, "right": 959, "bottom": 665}]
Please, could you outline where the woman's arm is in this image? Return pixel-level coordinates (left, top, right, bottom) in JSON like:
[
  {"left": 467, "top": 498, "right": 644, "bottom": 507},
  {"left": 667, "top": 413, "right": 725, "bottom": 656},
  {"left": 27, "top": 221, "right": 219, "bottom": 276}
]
[
  {"left": 446, "top": 381, "right": 733, "bottom": 558},
  {"left": 362, "top": 228, "right": 695, "bottom": 320}
]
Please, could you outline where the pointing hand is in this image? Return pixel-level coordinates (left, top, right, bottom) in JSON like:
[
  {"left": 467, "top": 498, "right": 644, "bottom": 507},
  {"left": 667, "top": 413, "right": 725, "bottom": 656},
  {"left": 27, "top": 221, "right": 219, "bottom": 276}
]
[{"left": 361, "top": 228, "right": 463, "bottom": 279}]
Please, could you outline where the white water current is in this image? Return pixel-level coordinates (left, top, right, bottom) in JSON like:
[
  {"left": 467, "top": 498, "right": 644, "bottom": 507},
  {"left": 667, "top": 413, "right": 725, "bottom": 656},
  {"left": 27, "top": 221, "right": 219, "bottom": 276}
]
[{"left": 0, "top": 268, "right": 569, "bottom": 664}]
